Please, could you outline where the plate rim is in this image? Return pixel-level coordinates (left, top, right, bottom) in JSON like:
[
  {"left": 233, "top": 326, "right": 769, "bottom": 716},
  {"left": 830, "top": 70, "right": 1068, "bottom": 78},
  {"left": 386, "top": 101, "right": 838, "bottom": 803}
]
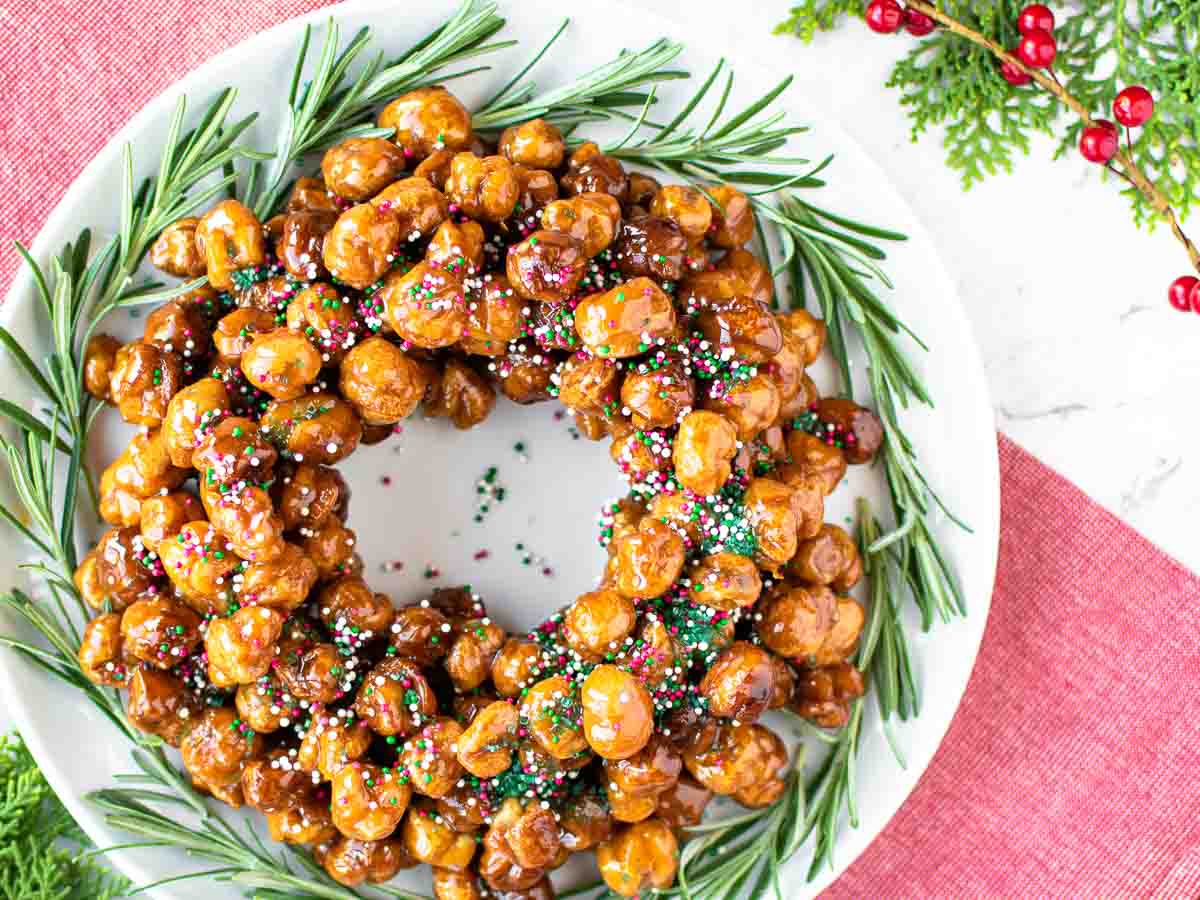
[{"left": 0, "top": 0, "right": 1001, "bottom": 895}]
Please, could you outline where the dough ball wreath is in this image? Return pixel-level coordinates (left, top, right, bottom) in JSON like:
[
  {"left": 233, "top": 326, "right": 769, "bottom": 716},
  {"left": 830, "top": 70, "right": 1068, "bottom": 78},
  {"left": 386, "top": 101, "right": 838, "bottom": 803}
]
[{"left": 74, "top": 84, "right": 883, "bottom": 897}]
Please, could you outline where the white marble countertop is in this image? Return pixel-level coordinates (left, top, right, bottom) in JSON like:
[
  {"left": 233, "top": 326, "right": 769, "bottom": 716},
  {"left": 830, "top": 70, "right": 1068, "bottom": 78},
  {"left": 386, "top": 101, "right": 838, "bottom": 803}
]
[{"left": 645, "top": 0, "right": 1198, "bottom": 572}]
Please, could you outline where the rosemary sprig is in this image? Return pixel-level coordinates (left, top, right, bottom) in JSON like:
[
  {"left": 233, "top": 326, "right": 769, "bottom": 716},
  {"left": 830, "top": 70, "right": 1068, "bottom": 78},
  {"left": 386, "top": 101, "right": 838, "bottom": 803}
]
[
  {"left": 251, "top": 0, "right": 512, "bottom": 218},
  {"left": 471, "top": 28, "right": 687, "bottom": 132}
]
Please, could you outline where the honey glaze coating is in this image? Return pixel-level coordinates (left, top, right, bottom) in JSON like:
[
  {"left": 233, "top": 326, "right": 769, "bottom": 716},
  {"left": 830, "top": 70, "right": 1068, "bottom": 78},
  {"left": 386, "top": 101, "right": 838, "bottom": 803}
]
[{"left": 74, "top": 79, "right": 893, "bottom": 896}]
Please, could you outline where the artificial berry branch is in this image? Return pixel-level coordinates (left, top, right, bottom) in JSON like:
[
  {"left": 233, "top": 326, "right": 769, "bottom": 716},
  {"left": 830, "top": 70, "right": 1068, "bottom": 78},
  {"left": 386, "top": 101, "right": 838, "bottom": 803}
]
[{"left": 860, "top": 0, "right": 1200, "bottom": 310}]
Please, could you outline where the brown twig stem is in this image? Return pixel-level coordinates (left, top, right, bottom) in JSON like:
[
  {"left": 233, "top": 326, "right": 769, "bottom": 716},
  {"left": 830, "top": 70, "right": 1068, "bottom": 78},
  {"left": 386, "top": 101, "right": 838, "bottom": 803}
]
[{"left": 906, "top": 0, "right": 1200, "bottom": 275}]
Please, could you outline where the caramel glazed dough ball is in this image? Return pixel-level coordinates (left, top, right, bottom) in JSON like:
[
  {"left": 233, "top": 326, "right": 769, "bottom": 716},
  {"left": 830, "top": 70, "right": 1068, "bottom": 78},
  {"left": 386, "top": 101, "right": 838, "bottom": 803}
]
[{"left": 75, "top": 78, "right": 889, "bottom": 896}]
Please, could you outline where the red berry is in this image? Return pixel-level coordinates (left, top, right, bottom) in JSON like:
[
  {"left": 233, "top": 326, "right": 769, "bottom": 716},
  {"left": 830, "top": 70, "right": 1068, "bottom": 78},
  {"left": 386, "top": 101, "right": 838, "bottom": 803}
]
[
  {"left": 1113, "top": 85, "right": 1155, "bottom": 128},
  {"left": 1079, "top": 120, "right": 1119, "bottom": 164},
  {"left": 865, "top": 0, "right": 905, "bottom": 33},
  {"left": 904, "top": 9, "right": 936, "bottom": 35},
  {"left": 1191, "top": 281, "right": 1200, "bottom": 314},
  {"left": 1017, "top": 4, "right": 1055, "bottom": 34},
  {"left": 1017, "top": 29, "right": 1057, "bottom": 68},
  {"left": 1168, "top": 276, "right": 1198, "bottom": 312},
  {"left": 999, "top": 58, "right": 1033, "bottom": 86}
]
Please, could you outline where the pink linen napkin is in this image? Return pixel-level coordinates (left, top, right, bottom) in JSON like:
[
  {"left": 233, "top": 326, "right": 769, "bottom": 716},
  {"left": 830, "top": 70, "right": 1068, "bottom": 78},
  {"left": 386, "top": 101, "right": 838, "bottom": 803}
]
[
  {"left": 3, "top": 3, "right": 1199, "bottom": 897},
  {"left": 825, "top": 435, "right": 1200, "bottom": 899}
]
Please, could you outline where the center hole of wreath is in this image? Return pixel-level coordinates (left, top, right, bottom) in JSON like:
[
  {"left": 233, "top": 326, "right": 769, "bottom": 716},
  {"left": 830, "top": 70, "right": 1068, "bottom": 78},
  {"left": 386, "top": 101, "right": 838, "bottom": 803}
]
[{"left": 345, "top": 401, "right": 620, "bottom": 633}]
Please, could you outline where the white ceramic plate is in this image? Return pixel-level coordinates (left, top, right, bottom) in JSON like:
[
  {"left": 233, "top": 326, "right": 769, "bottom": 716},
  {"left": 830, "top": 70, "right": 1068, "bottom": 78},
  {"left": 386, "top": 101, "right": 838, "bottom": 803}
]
[{"left": 0, "top": 1, "right": 999, "bottom": 897}]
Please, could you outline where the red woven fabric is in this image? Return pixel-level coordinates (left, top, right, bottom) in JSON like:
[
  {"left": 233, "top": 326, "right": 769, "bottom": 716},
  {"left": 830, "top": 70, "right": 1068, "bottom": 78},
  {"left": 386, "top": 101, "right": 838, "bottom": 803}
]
[
  {"left": 825, "top": 434, "right": 1200, "bottom": 899},
  {"left": 3, "top": 4, "right": 1198, "bottom": 897}
]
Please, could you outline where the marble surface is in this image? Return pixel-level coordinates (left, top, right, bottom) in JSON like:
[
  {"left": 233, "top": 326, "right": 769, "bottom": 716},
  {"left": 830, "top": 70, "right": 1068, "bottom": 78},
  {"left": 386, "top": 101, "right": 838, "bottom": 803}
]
[{"left": 646, "top": 0, "right": 1198, "bottom": 572}]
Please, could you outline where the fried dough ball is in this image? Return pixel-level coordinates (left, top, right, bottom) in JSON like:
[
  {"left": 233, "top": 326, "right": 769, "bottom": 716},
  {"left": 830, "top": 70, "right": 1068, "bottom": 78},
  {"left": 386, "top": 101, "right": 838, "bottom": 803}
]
[
  {"left": 456, "top": 699, "right": 519, "bottom": 777},
  {"left": 581, "top": 665, "right": 654, "bottom": 760},
  {"left": 317, "top": 576, "right": 394, "bottom": 638},
  {"left": 478, "top": 799, "right": 545, "bottom": 890},
  {"left": 322, "top": 203, "right": 401, "bottom": 290},
  {"left": 650, "top": 185, "right": 713, "bottom": 241},
  {"left": 181, "top": 706, "right": 259, "bottom": 797},
  {"left": 672, "top": 410, "right": 737, "bottom": 496},
  {"left": 382, "top": 260, "right": 467, "bottom": 349},
  {"left": 213, "top": 309, "right": 276, "bottom": 367},
  {"left": 494, "top": 351, "right": 556, "bottom": 404},
  {"left": 109, "top": 342, "right": 182, "bottom": 426},
  {"left": 755, "top": 583, "right": 839, "bottom": 660},
  {"left": 701, "top": 373, "right": 781, "bottom": 442},
  {"left": 561, "top": 142, "right": 628, "bottom": 203},
  {"left": 446, "top": 153, "right": 519, "bottom": 222},
  {"left": 371, "top": 176, "right": 450, "bottom": 239},
  {"left": 195, "top": 200, "right": 267, "bottom": 290},
  {"left": 84, "top": 333, "right": 121, "bottom": 401},
  {"left": 78, "top": 613, "right": 128, "bottom": 686},
  {"left": 278, "top": 208, "right": 338, "bottom": 281},
  {"left": 611, "top": 517, "right": 685, "bottom": 600},
  {"left": 562, "top": 589, "right": 636, "bottom": 662},
  {"left": 260, "top": 393, "right": 362, "bottom": 465},
  {"left": 277, "top": 638, "right": 344, "bottom": 705},
  {"left": 267, "top": 798, "right": 338, "bottom": 843},
  {"left": 777, "top": 308, "right": 826, "bottom": 365},
  {"left": 499, "top": 119, "right": 566, "bottom": 169},
  {"left": 93, "top": 525, "right": 164, "bottom": 610},
  {"left": 655, "top": 774, "right": 713, "bottom": 829},
  {"left": 297, "top": 709, "right": 373, "bottom": 780},
  {"left": 192, "top": 415, "right": 277, "bottom": 488},
  {"left": 790, "top": 523, "right": 862, "bottom": 591},
  {"left": 731, "top": 724, "right": 789, "bottom": 808},
  {"left": 791, "top": 661, "right": 867, "bottom": 729},
  {"left": 320, "top": 836, "right": 413, "bottom": 887},
  {"left": 491, "top": 638, "right": 545, "bottom": 698},
  {"left": 150, "top": 216, "right": 206, "bottom": 277},
  {"left": 426, "top": 219, "right": 485, "bottom": 274},
  {"left": 126, "top": 667, "right": 202, "bottom": 746},
  {"left": 100, "top": 428, "right": 188, "bottom": 525},
  {"left": 519, "top": 675, "right": 589, "bottom": 761},
  {"left": 399, "top": 718, "right": 465, "bottom": 799},
  {"left": 541, "top": 193, "right": 621, "bottom": 257},
  {"left": 339, "top": 336, "right": 433, "bottom": 424},
  {"left": 273, "top": 462, "right": 347, "bottom": 533},
  {"left": 620, "top": 358, "right": 694, "bottom": 429},
  {"left": 202, "top": 482, "right": 286, "bottom": 564},
  {"left": 241, "top": 748, "right": 312, "bottom": 814},
  {"left": 425, "top": 359, "right": 496, "bottom": 429},
  {"left": 378, "top": 87, "right": 473, "bottom": 161},
  {"left": 460, "top": 274, "right": 524, "bottom": 356},
  {"left": 705, "top": 184, "right": 754, "bottom": 248},
  {"left": 445, "top": 618, "right": 506, "bottom": 692},
  {"left": 812, "top": 397, "right": 885, "bottom": 464},
  {"left": 205, "top": 605, "right": 285, "bottom": 688},
  {"left": 695, "top": 293, "right": 782, "bottom": 365},
  {"left": 686, "top": 552, "right": 761, "bottom": 610},
  {"left": 506, "top": 230, "right": 586, "bottom": 303},
  {"left": 596, "top": 819, "right": 679, "bottom": 897},
  {"left": 354, "top": 656, "right": 439, "bottom": 737},
  {"left": 332, "top": 762, "right": 413, "bottom": 841},
  {"left": 613, "top": 215, "right": 686, "bottom": 281},
  {"left": 162, "top": 377, "right": 230, "bottom": 467},
  {"left": 403, "top": 804, "right": 477, "bottom": 871},
  {"left": 783, "top": 430, "right": 847, "bottom": 495},
  {"left": 389, "top": 603, "right": 452, "bottom": 666},
  {"left": 238, "top": 543, "right": 319, "bottom": 613},
  {"left": 322, "top": 137, "right": 407, "bottom": 202},
  {"left": 240, "top": 328, "right": 323, "bottom": 401},
  {"left": 574, "top": 277, "right": 676, "bottom": 359},
  {"left": 814, "top": 596, "right": 867, "bottom": 667},
  {"left": 699, "top": 641, "right": 776, "bottom": 723},
  {"left": 683, "top": 721, "right": 783, "bottom": 797},
  {"left": 157, "top": 520, "right": 240, "bottom": 614},
  {"left": 742, "top": 477, "right": 802, "bottom": 572},
  {"left": 605, "top": 735, "right": 682, "bottom": 801}
]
